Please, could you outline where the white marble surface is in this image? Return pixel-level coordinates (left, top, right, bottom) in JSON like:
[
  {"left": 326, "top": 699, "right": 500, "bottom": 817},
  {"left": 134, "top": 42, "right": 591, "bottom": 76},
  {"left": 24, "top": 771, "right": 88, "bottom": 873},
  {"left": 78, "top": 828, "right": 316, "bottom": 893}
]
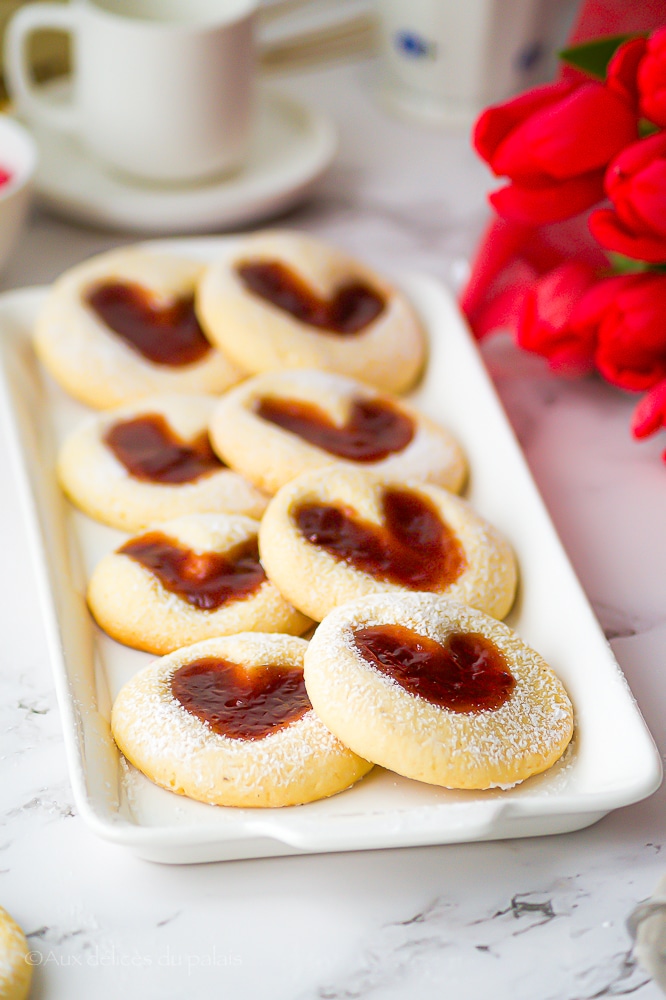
[{"left": 1, "top": 60, "right": 665, "bottom": 1000}]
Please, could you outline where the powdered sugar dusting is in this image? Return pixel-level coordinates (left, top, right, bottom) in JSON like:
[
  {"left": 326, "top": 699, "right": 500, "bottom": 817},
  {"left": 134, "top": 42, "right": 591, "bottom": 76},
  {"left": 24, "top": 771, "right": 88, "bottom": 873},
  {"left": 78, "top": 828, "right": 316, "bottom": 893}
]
[
  {"left": 259, "top": 469, "right": 517, "bottom": 623},
  {"left": 305, "top": 594, "right": 574, "bottom": 788},
  {"left": 112, "top": 634, "right": 370, "bottom": 806},
  {"left": 34, "top": 248, "right": 241, "bottom": 409},
  {"left": 211, "top": 368, "right": 466, "bottom": 494},
  {"left": 58, "top": 394, "right": 268, "bottom": 530},
  {"left": 89, "top": 514, "right": 310, "bottom": 655}
]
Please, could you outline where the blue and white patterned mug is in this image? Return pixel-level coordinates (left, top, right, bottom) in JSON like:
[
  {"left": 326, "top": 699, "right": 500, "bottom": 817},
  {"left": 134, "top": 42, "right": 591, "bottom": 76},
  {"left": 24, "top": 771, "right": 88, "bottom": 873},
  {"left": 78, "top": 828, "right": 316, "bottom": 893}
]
[{"left": 375, "top": 0, "right": 579, "bottom": 127}]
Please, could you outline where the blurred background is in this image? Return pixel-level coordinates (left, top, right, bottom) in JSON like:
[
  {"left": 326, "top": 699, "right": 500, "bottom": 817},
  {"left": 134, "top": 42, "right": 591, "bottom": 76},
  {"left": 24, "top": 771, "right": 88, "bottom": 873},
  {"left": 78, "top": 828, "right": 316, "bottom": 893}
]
[{"left": 0, "top": 0, "right": 581, "bottom": 117}]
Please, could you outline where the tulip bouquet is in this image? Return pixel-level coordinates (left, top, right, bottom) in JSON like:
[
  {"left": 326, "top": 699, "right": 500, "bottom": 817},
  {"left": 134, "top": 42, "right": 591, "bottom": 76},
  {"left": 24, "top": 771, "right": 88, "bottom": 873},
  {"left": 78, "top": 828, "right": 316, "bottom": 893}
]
[{"left": 466, "top": 27, "right": 666, "bottom": 463}]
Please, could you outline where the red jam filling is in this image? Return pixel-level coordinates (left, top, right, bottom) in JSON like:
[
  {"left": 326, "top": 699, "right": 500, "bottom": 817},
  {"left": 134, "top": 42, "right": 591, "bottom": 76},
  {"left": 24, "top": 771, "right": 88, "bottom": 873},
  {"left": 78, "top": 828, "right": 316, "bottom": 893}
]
[
  {"left": 236, "top": 260, "right": 385, "bottom": 334},
  {"left": 104, "top": 413, "right": 223, "bottom": 484},
  {"left": 0, "top": 168, "right": 12, "bottom": 187},
  {"left": 295, "top": 487, "right": 465, "bottom": 590},
  {"left": 255, "top": 396, "right": 414, "bottom": 462},
  {"left": 85, "top": 281, "right": 211, "bottom": 365},
  {"left": 119, "top": 531, "right": 265, "bottom": 610},
  {"left": 171, "top": 657, "right": 311, "bottom": 740},
  {"left": 353, "top": 624, "right": 515, "bottom": 713}
]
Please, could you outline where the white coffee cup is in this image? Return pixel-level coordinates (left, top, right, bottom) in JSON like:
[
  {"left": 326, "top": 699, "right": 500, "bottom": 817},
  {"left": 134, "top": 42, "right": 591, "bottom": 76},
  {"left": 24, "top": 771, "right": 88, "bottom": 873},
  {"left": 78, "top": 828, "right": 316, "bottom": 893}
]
[{"left": 4, "top": 0, "right": 257, "bottom": 183}]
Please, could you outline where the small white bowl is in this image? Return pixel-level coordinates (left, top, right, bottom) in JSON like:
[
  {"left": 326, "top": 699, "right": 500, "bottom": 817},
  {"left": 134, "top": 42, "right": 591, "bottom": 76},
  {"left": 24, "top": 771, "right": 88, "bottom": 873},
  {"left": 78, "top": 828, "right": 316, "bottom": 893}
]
[{"left": 0, "top": 115, "right": 36, "bottom": 275}]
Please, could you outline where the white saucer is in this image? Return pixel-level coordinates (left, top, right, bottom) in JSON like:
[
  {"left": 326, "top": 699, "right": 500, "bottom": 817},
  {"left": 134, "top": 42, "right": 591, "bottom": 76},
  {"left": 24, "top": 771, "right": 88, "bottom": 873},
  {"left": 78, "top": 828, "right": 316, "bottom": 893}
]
[{"left": 18, "top": 84, "right": 337, "bottom": 234}]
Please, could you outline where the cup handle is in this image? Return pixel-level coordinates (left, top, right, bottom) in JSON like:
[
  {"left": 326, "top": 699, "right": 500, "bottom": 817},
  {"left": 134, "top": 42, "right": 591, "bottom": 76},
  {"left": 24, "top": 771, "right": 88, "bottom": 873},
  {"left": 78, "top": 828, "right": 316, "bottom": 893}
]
[{"left": 4, "top": 2, "right": 78, "bottom": 133}]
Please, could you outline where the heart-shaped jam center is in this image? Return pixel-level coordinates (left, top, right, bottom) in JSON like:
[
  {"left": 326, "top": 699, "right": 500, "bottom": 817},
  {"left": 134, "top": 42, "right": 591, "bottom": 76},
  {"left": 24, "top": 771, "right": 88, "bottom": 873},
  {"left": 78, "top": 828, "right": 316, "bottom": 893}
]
[
  {"left": 255, "top": 396, "right": 414, "bottom": 462},
  {"left": 236, "top": 260, "right": 385, "bottom": 334},
  {"left": 354, "top": 624, "right": 515, "bottom": 713},
  {"left": 120, "top": 531, "right": 266, "bottom": 610},
  {"left": 295, "top": 487, "right": 465, "bottom": 589},
  {"left": 86, "top": 281, "right": 211, "bottom": 366},
  {"left": 104, "top": 414, "right": 223, "bottom": 484},
  {"left": 171, "top": 657, "right": 311, "bottom": 740}
]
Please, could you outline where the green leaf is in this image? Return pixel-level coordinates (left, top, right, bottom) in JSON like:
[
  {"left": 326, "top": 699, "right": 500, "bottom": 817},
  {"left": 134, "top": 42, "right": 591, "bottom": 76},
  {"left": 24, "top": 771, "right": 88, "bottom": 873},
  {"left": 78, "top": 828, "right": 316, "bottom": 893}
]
[
  {"left": 559, "top": 35, "right": 637, "bottom": 80},
  {"left": 608, "top": 252, "right": 666, "bottom": 274},
  {"left": 639, "top": 118, "right": 660, "bottom": 137},
  {"left": 608, "top": 252, "right": 648, "bottom": 274}
]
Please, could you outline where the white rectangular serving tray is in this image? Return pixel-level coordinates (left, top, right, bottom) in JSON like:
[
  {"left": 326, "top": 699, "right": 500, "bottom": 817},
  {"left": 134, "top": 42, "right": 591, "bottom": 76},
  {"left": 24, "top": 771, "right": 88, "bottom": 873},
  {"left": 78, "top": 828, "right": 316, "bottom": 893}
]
[{"left": 0, "top": 236, "right": 661, "bottom": 864}]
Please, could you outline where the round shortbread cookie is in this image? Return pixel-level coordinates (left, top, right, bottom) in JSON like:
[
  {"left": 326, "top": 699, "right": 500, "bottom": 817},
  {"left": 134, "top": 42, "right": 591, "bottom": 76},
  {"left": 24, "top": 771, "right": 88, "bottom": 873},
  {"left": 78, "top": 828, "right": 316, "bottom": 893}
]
[
  {"left": 209, "top": 369, "right": 467, "bottom": 495},
  {"left": 196, "top": 230, "right": 426, "bottom": 394},
  {"left": 304, "top": 594, "right": 574, "bottom": 790},
  {"left": 58, "top": 394, "right": 268, "bottom": 531},
  {"left": 88, "top": 513, "right": 311, "bottom": 655},
  {"left": 259, "top": 468, "right": 517, "bottom": 622},
  {"left": 0, "top": 907, "right": 31, "bottom": 1000},
  {"left": 34, "top": 247, "right": 242, "bottom": 409},
  {"left": 111, "top": 634, "right": 374, "bottom": 807}
]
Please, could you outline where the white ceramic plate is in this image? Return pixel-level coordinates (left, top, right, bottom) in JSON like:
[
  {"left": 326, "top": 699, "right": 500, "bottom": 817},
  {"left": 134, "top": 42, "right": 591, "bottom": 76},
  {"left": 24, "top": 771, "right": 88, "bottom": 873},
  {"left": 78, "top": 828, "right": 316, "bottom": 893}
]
[
  {"left": 14, "top": 85, "right": 337, "bottom": 234},
  {"left": 0, "top": 236, "right": 661, "bottom": 864}
]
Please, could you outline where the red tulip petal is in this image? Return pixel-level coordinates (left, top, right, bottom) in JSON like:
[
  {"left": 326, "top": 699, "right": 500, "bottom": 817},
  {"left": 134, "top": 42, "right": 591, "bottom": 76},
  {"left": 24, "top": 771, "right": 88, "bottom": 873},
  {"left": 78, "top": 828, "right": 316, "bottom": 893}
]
[
  {"left": 589, "top": 208, "right": 666, "bottom": 262},
  {"left": 621, "top": 159, "right": 666, "bottom": 229},
  {"left": 492, "top": 84, "right": 637, "bottom": 182},
  {"left": 597, "top": 351, "right": 666, "bottom": 390},
  {"left": 631, "top": 379, "right": 666, "bottom": 437},
  {"left": 569, "top": 275, "right": 631, "bottom": 328},
  {"left": 473, "top": 81, "right": 577, "bottom": 166},
  {"left": 469, "top": 280, "right": 532, "bottom": 340},
  {"left": 490, "top": 172, "right": 606, "bottom": 224},
  {"left": 607, "top": 37, "right": 646, "bottom": 105},
  {"left": 547, "top": 345, "right": 597, "bottom": 375},
  {"left": 517, "top": 261, "right": 597, "bottom": 346},
  {"left": 600, "top": 136, "right": 666, "bottom": 249},
  {"left": 607, "top": 131, "right": 666, "bottom": 181},
  {"left": 516, "top": 263, "right": 599, "bottom": 373},
  {"left": 595, "top": 276, "right": 666, "bottom": 391},
  {"left": 639, "top": 28, "right": 666, "bottom": 127}
]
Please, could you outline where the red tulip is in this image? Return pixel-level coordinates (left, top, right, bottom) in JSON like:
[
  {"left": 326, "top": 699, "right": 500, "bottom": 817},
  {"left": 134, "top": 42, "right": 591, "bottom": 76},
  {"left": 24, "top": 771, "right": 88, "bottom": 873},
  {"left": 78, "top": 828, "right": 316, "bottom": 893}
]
[
  {"left": 606, "top": 36, "right": 647, "bottom": 108},
  {"left": 516, "top": 262, "right": 599, "bottom": 372},
  {"left": 590, "top": 132, "right": 666, "bottom": 262},
  {"left": 606, "top": 28, "right": 666, "bottom": 127},
  {"left": 473, "top": 80, "right": 638, "bottom": 224},
  {"left": 638, "top": 28, "right": 666, "bottom": 126},
  {"left": 582, "top": 273, "right": 666, "bottom": 391},
  {"left": 632, "top": 379, "right": 666, "bottom": 461}
]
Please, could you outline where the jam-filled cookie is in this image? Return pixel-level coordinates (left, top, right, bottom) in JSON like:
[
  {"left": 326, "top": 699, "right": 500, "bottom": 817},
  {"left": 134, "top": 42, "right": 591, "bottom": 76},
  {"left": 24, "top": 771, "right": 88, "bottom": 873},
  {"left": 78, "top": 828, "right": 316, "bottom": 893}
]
[
  {"left": 88, "top": 513, "right": 311, "bottom": 655},
  {"left": 111, "top": 634, "right": 374, "bottom": 807},
  {"left": 0, "top": 907, "right": 31, "bottom": 1000},
  {"left": 34, "top": 247, "right": 242, "bottom": 409},
  {"left": 196, "top": 230, "right": 426, "bottom": 394},
  {"left": 259, "top": 468, "right": 517, "bottom": 622},
  {"left": 209, "top": 369, "right": 467, "bottom": 496},
  {"left": 304, "top": 594, "right": 574, "bottom": 789},
  {"left": 58, "top": 394, "right": 267, "bottom": 531}
]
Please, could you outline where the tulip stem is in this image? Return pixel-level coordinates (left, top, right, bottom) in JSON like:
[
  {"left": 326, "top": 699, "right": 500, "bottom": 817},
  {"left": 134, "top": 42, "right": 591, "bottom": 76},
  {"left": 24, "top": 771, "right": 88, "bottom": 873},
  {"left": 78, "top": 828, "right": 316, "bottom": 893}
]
[{"left": 608, "top": 252, "right": 666, "bottom": 274}]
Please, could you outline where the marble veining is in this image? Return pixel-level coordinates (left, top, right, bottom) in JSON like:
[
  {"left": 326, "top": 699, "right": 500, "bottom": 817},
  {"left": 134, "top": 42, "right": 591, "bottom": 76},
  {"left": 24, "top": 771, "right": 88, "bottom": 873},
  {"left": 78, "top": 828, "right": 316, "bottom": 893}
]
[
  {"left": 305, "top": 868, "right": 660, "bottom": 1000},
  {"left": 590, "top": 602, "right": 655, "bottom": 642}
]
